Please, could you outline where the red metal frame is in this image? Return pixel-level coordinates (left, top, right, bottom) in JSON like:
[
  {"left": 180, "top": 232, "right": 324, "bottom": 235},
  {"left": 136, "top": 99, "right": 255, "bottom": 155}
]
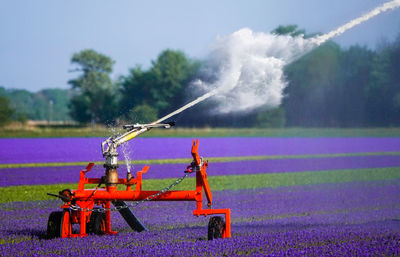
[{"left": 59, "top": 139, "right": 231, "bottom": 238}]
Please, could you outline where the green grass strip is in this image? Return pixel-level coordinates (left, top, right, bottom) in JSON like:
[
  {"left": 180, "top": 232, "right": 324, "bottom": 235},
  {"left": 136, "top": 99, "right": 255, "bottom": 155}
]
[
  {"left": 2, "top": 151, "right": 400, "bottom": 169},
  {"left": 3, "top": 127, "right": 400, "bottom": 138},
  {"left": 0, "top": 167, "right": 399, "bottom": 203}
]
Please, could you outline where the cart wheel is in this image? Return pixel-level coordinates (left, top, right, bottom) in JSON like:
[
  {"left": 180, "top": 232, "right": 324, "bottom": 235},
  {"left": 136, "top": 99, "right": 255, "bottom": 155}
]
[
  {"left": 208, "top": 216, "right": 225, "bottom": 240},
  {"left": 87, "top": 209, "right": 106, "bottom": 235},
  {"left": 47, "top": 211, "right": 71, "bottom": 238},
  {"left": 47, "top": 211, "right": 62, "bottom": 238}
]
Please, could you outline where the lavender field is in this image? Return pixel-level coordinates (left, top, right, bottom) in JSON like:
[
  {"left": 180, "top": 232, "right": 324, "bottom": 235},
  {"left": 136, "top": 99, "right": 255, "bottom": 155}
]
[
  {"left": 1, "top": 137, "right": 400, "bottom": 256},
  {"left": 0, "top": 181, "right": 399, "bottom": 256},
  {"left": 2, "top": 137, "right": 400, "bottom": 164},
  {"left": 2, "top": 155, "right": 400, "bottom": 187}
]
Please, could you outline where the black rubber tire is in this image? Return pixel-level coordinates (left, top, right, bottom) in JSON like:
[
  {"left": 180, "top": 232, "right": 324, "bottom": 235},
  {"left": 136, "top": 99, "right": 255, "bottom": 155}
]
[
  {"left": 47, "top": 211, "right": 63, "bottom": 239},
  {"left": 86, "top": 209, "right": 106, "bottom": 235},
  {"left": 208, "top": 216, "right": 225, "bottom": 240}
]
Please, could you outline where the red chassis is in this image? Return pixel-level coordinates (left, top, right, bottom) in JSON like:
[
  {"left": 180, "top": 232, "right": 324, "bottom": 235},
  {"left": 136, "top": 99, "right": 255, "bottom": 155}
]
[{"left": 53, "top": 139, "right": 231, "bottom": 239}]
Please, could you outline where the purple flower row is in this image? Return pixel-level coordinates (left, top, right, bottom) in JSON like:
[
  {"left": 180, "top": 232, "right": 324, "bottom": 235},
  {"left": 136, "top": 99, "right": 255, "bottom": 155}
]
[
  {"left": 2, "top": 137, "right": 400, "bottom": 164},
  {"left": 0, "top": 180, "right": 399, "bottom": 256},
  {"left": 2, "top": 155, "right": 400, "bottom": 186},
  {"left": 1, "top": 224, "right": 399, "bottom": 256}
]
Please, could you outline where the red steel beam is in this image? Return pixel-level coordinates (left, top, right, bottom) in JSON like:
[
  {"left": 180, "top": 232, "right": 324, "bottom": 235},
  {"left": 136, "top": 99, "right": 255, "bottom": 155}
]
[{"left": 74, "top": 189, "right": 197, "bottom": 201}]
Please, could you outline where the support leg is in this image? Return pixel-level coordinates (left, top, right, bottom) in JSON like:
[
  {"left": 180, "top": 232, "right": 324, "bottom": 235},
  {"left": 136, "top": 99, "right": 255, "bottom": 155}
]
[
  {"left": 193, "top": 208, "right": 232, "bottom": 238},
  {"left": 79, "top": 210, "right": 87, "bottom": 237},
  {"left": 112, "top": 201, "right": 147, "bottom": 232},
  {"left": 105, "top": 201, "right": 112, "bottom": 233},
  {"left": 105, "top": 201, "right": 117, "bottom": 235},
  {"left": 222, "top": 209, "right": 231, "bottom": 238}
]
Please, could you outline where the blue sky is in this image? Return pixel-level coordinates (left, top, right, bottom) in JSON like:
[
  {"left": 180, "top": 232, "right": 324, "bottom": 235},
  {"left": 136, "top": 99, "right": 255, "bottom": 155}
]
[{"left": 1, "top": 0, "right": 399, "bottom": 92}]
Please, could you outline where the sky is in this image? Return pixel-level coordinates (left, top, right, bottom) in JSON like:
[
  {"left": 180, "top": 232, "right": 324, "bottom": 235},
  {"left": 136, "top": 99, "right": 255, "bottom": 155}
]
[{"left": 0, "top": 0, "right": 399, "bottom": 92}]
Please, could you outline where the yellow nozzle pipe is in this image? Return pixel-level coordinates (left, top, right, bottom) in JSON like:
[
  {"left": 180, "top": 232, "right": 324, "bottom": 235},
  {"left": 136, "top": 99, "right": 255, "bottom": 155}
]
[
  {"left": 114, "top": 127, "right": 150, "bottom": 147},
  {"left": 122, "top": 131, "right": 139, "bottom": 142}
]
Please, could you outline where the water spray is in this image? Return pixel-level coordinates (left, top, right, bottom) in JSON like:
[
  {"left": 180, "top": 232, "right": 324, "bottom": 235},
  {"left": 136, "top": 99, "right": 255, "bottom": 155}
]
[
  {"left": 312, "top": 0, "right": 400, "bottom": 45},
  {"left": 152, "top": 89, "right": 218, "bottom": 124},
  {"left": 191, "top": 0, "right": 400, "bottom": 114}
]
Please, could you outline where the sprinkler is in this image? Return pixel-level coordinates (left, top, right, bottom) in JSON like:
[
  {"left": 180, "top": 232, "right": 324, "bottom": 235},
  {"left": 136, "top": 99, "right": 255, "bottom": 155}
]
[{"left": 46, "top": 122, "right": 231, "bottom": 240}]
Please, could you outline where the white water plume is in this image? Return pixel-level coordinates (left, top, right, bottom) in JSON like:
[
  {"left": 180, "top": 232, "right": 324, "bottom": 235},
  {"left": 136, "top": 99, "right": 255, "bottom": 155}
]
[
  {"left": 194, "top": 0, "right": 400, "bottom": 113},
  {"left": 312, "top": 0, "right": 400, "bottom": 45},
  {"left": 197, "top": 28, "right": 317, "bottom": 113},
  {"left": 154, "top": 0, "right": 400, "bottom": 121}
]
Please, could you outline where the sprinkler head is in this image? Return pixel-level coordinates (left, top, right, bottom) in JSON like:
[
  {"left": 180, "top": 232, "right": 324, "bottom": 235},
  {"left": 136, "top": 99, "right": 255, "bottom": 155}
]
[{"left": 59, "top": 189, "right": 73, "bottom": 202}]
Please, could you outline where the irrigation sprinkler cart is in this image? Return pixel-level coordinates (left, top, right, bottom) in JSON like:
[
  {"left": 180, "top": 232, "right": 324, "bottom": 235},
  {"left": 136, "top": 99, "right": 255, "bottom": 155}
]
[{"left": 47, "top": 124, "right": 231, "bottom": 240}]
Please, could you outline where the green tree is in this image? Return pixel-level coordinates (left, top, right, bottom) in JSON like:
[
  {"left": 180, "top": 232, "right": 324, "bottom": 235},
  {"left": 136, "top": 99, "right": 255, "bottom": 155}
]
[
  {"left": 274, "top": 25, "right": 400, "bottom": 128},
  {"left": 0, "top": 96, "right": 15, "bottom": 127},
  {"left": 366, "top": 35, "right": 400, "bottom": 126},
  {"left": 271, "top": 25, "right": 306, "bottom": 37},
  {"left": 0, "top": 86, "right": 71, "bottom": 121},
  {"left": 283, "top": 41, "right": 342, "bottom": 127},
  {"left": 126, "top": 104, "right": 158, "bottom": 123},
  {"left": 119, "top": 49, "right": 199, "bottom": 121},
  {"left": 40, "top": 89, "right": 71, "bottom": 121},
  {"left": 12, "top": 112, "right": 27, "bottom": 124},
  {"left": 3, "top": 89, "right": 34, "bottom": 119},
  {"left": 119, "top": 66, "right": 155, "bottom": 118},
  {"left": 336, "top": 45, "right": 375, "bottom": 127},
  {"left": 68, "top": 49, "right": 118, "bottom": 124},
  {"left": 255, "top": 107, "right": 286, "bottom": 128},
  {"left": 150, "top": 50, "right": 199, "bottom": 114}
]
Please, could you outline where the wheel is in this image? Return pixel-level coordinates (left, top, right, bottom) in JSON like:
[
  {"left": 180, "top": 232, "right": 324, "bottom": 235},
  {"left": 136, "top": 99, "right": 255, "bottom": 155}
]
[
  {"left": 47, "top": 210, "right": 71, "bottom": 238},
  {"left": 47, "top": 211, "right": 62, "bottom": 238},
  {"left": 86, "top": 209, "right": 106, "bottom": 235},
  {"left": 208, "top": 216, "right": 225, "bottom": 240}
]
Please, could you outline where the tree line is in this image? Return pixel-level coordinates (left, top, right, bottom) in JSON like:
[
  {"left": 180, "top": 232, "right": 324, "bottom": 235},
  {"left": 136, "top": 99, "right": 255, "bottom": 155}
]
[
  {"left": 1, "top": 25, "right": 399, "bottom": 128},
  {"left": 0, "top": 87, "right": 71, "bottom": 126}
]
